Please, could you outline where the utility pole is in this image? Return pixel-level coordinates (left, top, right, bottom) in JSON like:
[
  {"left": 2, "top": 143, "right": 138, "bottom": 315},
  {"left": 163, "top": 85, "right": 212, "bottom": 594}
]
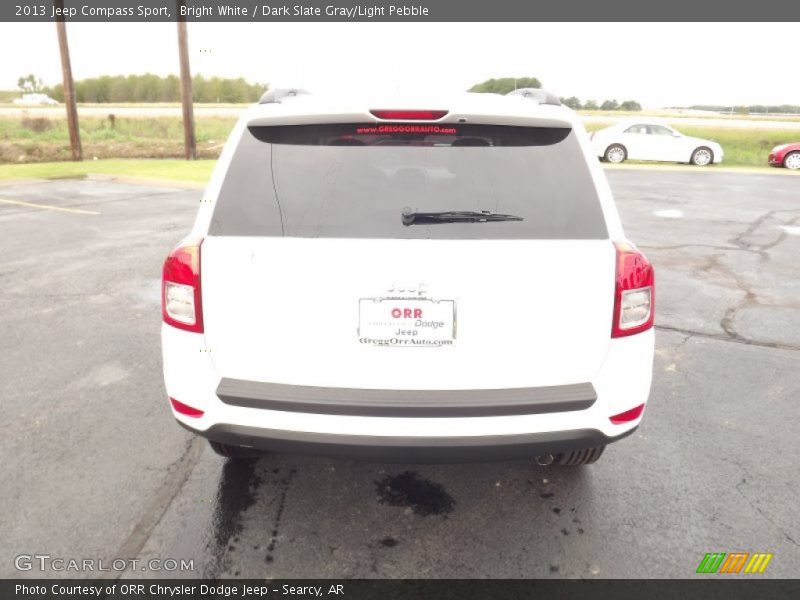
[
  {"left": 176, "top": 1, "right": 196, "bottom": 160},
  {"left": 54, "top": 0, "right": 82, "bottom": 161}
]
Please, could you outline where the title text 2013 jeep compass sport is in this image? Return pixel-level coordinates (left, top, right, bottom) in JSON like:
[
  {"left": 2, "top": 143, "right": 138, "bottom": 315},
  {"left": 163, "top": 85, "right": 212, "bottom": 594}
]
[{"left": 161, "top": 88, "right": 655, "bottom": 465}]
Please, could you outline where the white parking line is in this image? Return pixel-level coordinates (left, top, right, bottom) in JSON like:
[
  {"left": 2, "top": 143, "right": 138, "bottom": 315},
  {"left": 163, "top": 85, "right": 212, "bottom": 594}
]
[
  {"left": 654, "top": 209, "right": 684, "bottom": 218},
  {"left": 779, "top": 225, "right": 800, "bottom": 236},
  {"left": 0, "top": 197, "right": 99, "bottom": 215}
]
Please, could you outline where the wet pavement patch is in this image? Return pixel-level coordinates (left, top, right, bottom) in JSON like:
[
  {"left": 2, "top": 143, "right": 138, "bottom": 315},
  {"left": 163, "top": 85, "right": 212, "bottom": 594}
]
[
  {"left": 206, "top": 459, "right": 263, "bottom": 576},
  {"left": 264, "top": 467, "right": 297, "bottom": 564},
  {"left": 375, "top": 471, "right": 455, "bottom": 517}
]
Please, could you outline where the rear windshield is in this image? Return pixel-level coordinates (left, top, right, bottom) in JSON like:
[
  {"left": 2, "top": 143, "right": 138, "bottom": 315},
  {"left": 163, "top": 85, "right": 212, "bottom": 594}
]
[{"left": 209, "top": 123, "right": 607, "bottom": 239}]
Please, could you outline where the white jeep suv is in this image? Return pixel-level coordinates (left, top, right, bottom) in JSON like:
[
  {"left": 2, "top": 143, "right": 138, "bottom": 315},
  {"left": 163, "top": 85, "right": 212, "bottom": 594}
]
[{"left": 161, "top": 88, "right": 655, "bottom": 465}]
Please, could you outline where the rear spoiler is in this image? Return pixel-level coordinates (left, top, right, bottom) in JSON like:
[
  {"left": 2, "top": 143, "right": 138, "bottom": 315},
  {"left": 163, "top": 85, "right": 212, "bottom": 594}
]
[{"left": 247, "top": 87, "right": 572, "bottom": 129}]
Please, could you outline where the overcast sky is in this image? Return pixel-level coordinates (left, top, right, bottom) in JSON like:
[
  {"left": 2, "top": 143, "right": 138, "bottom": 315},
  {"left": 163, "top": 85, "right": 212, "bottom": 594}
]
[{"left": 0, "top": 22, "right": 794, "bottom": 107}]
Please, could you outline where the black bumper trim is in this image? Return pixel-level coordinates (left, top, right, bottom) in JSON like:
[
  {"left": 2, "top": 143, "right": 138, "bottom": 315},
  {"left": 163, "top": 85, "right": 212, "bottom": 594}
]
[
  {"left": 183, "top": 422, "right": 638, "bottom": 463},
  {"left": 216, "top": 378, "right": 597, "bottom": 418}
]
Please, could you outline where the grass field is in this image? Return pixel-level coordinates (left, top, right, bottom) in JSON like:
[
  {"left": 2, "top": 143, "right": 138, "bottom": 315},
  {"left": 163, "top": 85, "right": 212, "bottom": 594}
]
[
  {"left": 0, "top": 113, "right": 796, "bottom": 170},
  {"left": 0, "top": 115, "right": 236, "bottom": 162}
]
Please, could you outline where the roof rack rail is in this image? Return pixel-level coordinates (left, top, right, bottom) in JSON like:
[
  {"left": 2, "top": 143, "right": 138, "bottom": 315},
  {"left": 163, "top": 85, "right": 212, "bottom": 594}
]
[
  {"left": 506, "top": 88, "right": 561, "bottom": 106},
  {"left": 259, "top": 88, "right": 309, "bottom": 104}
]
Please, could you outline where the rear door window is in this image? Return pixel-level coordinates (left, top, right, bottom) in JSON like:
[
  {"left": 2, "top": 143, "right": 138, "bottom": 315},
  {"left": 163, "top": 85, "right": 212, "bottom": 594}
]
[
  {"left": 624, "top": 124, "right": 648, "bottom": 135},
  {"left": 647, "top": 125, "right": 674, "bottom": 136},
  {"left": 210, "top": 123, "right": 608, "bottom": 240}
]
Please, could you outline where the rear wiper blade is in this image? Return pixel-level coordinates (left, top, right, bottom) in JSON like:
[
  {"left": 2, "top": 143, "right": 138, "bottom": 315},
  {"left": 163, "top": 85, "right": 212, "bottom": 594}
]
[{"left": 402, "top": 208, "right": 523, "bottom": 226}]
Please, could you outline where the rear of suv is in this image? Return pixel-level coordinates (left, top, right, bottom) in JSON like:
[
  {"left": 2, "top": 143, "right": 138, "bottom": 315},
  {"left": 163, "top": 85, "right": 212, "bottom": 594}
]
[{"left": 161, "top": 88, "right": 655, "bottom": 465}]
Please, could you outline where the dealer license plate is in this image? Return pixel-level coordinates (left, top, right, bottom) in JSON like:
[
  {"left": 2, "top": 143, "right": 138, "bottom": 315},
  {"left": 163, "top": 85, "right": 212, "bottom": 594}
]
[{"left": 358, "top": 298, "right": 456, "bottom": 347}]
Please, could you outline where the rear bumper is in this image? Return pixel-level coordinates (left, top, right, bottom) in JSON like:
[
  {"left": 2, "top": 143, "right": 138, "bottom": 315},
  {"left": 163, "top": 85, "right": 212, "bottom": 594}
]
[
  {"left": 216, "top": 378, "right": 597, "bottom": 417},
  {"left": 162, "top": 325, "right": 654, "bottom": 459},
  {"left": 181, "top": 420, "right": 638, "bottom": 463}
]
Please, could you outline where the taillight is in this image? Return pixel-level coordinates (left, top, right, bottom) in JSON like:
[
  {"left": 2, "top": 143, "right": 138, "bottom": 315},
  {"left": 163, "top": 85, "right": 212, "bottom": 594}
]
[
  {"left": 162, "top": 238, "right": 203, "bottom": 333},
  {"left": 611, "top": 241, "right": 654, "bottom": 337},
  {"left": 170, "top": 397, "right": 204, "bottom": 418},
  {"left": 370, "top": 109, "right": 448, "bottom": 120},
  {"left": 610, "top": 403, "right": 645, "bottom": 424}
]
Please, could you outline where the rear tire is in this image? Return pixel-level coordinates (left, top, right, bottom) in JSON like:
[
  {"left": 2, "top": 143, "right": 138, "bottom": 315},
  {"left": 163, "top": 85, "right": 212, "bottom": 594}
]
[
  {"left": 208, "top": 440, "right": 262, "bottom": 460},
  {"left": 554, "top": 445, "right": 606, "bottom": 466},
  {"left": 783, "top": 151, "right": 800, "bottom": 170},
  {"left": 604, "top": 144, "right": 627, "bottom": 164},
  {"left": 690, "top": 147, "right": 713, "bottom": 166}
]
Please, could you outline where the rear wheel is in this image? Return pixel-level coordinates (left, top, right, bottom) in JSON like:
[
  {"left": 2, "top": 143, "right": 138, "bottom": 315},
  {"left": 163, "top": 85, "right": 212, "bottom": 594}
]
[
  {"left": 784, "top": 151, "right": 800, "bottom": 170},
  {"left": 604, "top": 144, "right": 627, "bottom": 164},
  {"left": 690, "top": 147, "right": 713, "bottom": 166},
  {"left": 554, "top": 445, "right": 606, "bottom": 466},
  {"left": 208, "top": 440, "right": 262, "bottom": 460}
]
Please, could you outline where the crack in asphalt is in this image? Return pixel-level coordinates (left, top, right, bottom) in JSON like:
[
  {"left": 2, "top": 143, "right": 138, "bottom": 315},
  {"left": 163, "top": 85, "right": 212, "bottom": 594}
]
[
  {"left": 104, "top": 435, "right": 205, "bottom": 580},
  {"left": 718, "top": 210, "right": 799, "bottom": 345},
  {"left": 729, "top": 210, "right": 777, "bottom": 259},
  {"left": 731, "top": 464, "right": 800, "bottom": 549},
  {"left": 706, "top": 254, "right": 761, "bottom": 343},
  {"left": 655, "top": 325, "right": 800, "bottom": 352},
  {"left": 729, "top": 208, "right": 800, "bottom": 256},
  {"left": 673, "top": 333, "right": 693, "bottom": 352},
  {"left": 641, "top": 243, "right": 752, "bottom": 253},
  {"left": 653, "top": 208, "right": 800, "bottom": 351}
]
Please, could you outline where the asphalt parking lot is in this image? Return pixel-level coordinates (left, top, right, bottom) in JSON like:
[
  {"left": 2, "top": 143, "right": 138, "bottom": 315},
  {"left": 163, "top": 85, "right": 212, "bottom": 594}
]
[{"left": 1, "top": 169, "right": 798, "bottom": 579}]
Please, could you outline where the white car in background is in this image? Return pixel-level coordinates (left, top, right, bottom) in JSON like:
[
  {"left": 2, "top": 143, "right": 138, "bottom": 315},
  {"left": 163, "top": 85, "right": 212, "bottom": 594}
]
[
  {"left": 13, "top": 93, "right": 59, "bottom": 105},
  {"left": 591, "top": 121, "right": 723, "bottom": 166}
]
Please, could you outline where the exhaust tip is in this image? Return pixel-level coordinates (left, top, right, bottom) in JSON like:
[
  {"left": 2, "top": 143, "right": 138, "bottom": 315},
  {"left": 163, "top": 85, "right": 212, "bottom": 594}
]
[{"left": 535, "top": 454, "right": 554, "bottom": 466}]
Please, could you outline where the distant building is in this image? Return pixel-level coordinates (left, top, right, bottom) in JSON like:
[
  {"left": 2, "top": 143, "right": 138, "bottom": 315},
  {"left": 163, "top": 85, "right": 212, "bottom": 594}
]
[{"left": 13, "top": 93, "right": 59, "bottom": 105}]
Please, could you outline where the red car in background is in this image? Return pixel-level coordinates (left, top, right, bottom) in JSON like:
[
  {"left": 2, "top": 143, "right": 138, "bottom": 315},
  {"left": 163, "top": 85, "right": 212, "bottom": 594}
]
[{"left": 769, "top": 143, "right": 800, "bottom": 170}]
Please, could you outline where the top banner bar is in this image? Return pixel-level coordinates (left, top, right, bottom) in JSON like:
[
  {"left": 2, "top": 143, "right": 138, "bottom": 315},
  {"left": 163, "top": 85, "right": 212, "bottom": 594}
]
[{"left": 3, "top": 0, "right": 799, "bottom": 22}]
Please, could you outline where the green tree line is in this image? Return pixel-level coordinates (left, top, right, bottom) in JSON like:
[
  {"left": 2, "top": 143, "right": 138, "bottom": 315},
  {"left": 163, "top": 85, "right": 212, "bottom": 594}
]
[
  {"left": 561, "top": 97, "right": 641, "bottom": 111},
  {"left": 45, "top": 73, "right": 266, "bottom": 103},
  {"left": 468, "top": 77, "right": 542, "bottom": 94}
]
